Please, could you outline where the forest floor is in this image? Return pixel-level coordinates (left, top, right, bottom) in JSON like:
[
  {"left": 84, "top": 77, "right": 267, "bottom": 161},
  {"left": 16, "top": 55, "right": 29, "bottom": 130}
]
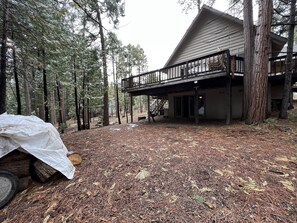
[{"left": 1, "top": 110, "right": 297, "bottom": 223}]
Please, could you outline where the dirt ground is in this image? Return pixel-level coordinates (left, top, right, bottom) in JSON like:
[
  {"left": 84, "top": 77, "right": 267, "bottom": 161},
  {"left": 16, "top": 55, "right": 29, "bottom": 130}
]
[{"left": 1, "top": 112, "right": 297, "bottom": 222}]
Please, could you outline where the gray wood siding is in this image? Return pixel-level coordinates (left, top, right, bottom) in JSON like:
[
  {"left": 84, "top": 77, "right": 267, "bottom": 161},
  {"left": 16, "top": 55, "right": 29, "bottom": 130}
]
[{"left": 168, "top": 16, "right": 244, "bottom": 66}]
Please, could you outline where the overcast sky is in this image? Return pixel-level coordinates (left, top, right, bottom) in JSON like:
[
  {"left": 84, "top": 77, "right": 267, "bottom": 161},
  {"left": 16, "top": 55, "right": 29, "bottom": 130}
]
[{"left": 115, "top": 0, "right": 230, "bottom": 72}]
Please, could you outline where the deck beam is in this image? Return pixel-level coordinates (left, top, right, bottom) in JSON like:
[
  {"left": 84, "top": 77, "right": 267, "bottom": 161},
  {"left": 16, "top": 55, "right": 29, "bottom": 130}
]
[
  {"left": 130, "top": 94, "right": 133, "bottom": 123},
  {"left": 194, "top": 87, "right": 199, "bottom": 124},
  {"left": 147, "top": 95, "right": 151, "bottom": 123}
]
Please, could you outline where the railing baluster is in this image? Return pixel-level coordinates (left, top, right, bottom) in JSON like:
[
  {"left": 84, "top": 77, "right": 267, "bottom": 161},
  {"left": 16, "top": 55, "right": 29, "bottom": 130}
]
[
  {"left": 186, "top": 62, "right": 188, "bottom": 79},
  {"left": 121, "top": 50, "right": 297, "bottom": 92}
]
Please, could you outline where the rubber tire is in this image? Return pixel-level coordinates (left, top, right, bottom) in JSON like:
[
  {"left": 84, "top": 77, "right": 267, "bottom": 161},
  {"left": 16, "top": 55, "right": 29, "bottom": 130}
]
[{"left": 0, "top": 170, "right": 19, "bottom": 209}]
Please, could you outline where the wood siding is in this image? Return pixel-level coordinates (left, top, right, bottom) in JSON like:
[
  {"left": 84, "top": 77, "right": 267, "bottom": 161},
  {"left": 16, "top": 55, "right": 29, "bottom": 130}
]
[{"left": 167, "top": 15, "right": 244, "bottom": 66}]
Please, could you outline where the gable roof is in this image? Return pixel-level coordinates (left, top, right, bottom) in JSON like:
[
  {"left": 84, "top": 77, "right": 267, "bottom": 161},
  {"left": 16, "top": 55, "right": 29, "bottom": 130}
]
[{"left": 164, "top": 5, "right": 287, "bottom": 67}]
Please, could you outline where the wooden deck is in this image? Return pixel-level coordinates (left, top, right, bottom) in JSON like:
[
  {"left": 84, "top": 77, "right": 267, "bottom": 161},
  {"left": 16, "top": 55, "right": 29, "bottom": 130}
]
[{"left": 121, "top": 50, "right": 297, "bottom": 95}]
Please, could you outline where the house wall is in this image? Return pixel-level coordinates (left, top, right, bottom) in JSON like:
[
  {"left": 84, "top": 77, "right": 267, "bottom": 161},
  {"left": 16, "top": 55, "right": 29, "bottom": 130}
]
[
  {"left": 232, "top": 86, "right": 243, "bottom": 118},
  {"left": 271, "top": 85, "right": 284, "bottom": 99},
  {"left": 167, "top": 86, "right": 243, "bottom": 120},
  {"left": 167, "top": 15, "right": 245, "bottom": 66}
]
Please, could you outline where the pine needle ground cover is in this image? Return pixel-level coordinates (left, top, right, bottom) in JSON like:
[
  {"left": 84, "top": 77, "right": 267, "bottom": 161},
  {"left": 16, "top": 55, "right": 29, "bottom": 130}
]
[{"left": 1, "top": 115, "right": 297, "bottom": 222}]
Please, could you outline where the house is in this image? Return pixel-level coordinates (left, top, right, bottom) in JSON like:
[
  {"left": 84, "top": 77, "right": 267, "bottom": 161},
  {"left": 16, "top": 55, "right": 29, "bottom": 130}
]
[{"left": 121, "top": 6, "right": 297, "bottom": 124}]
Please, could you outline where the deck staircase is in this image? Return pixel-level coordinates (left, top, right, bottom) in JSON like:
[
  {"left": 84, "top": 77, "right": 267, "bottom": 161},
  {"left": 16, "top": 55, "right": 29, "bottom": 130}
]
[{"left": 149, "top": 98, "right": 168, "bottom": 121}]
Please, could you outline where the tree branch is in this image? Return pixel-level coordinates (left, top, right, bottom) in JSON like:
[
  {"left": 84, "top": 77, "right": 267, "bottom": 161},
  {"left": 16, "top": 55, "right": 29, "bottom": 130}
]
[
  {"left": 72, "top": 0, "right": 103, "bottom": 28},
  {"left": 271, "top": 22, "right": 297, "bottom": 26}
]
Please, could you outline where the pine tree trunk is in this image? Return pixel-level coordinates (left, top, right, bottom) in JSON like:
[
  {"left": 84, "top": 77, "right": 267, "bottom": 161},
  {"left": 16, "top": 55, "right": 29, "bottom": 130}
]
[
  {"left": 246, "top": 0, "right": 272, "bottom": 124},
  {"left": 56, "top": 75, "right": 66, "bottom": 132},
  {"left": 87, "top": 83, "right": 90, "bottom": 129},
  {"left": 31, "top": 66, "right": 38, "bottom": 115},
  {"left": 112, "top": 53, "right": 121, "bottom": 124},
  {"left": 60, "top": 84, "right": 66, "bottom": 124},
  {"left": 50, "top": 89, "right": 56, "bottom": 125},
  {"left": 94, "top": 3, "right": 109, "bottom": 126},
  {"left": 243, "top": 0, "right": 254, "bottom": 121},
  {"left": 116, "top": 84, "right": 121, "bottom": 124},
  {"left": 13, "top": 46, "right": 21, "bottom": 115},
  {"left": 38, "top": 105, "right": 45, "bottom": 120},
  {"left": 23, "top": 56, "right": 31, "bottom": 115},
  {"left": 0, "top": 0, "right": 8, "bottom": 114},
  {"left": 279, "top": 0, "right": 296, "bottom": 119},
  {"left": 37, "top": 50, "right": 45, "bottom": 120},
  {"left": 56, "top": 76, "right": 62, "bottom": 129},
  {"left": 82, "top": 72, "right": 86, "bottom": 130},
  {"left": 42, "top": 49, "right": 49, "bottom": 122},
  {"left": 289, "top": 88, "right": 294, "bottom": 109},
  {"left": 73, "top": 56, "right": 81, "bottom": 131}
]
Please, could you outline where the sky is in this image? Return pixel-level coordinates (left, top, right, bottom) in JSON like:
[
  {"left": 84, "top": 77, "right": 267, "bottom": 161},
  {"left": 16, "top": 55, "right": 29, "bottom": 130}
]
[{"left": 115, "top": 0, "right": 230, "bottom": 72}]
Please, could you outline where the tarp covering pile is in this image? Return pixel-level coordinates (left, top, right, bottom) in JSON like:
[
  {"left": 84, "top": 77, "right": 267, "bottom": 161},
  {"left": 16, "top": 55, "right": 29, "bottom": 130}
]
[{"left": 0, "top": 114, "right": 75, "bottom": 179}]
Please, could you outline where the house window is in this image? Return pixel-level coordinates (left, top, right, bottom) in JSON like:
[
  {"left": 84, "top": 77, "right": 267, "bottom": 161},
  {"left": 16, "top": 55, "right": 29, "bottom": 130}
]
[{"left": 174, "top": 95, "right": 205, "bottom": 119}]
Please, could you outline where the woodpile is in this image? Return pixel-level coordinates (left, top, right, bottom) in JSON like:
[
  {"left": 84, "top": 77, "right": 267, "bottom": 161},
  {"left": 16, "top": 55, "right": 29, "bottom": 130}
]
[
  {"left": 0, "top": 149, "right": 81, "bottom": 186},
  {"left": 0, "top": 150, "right": 32, "bottom": 191},
  {"left": 33, "top": 160, "right": 58, "bottom": 182}
]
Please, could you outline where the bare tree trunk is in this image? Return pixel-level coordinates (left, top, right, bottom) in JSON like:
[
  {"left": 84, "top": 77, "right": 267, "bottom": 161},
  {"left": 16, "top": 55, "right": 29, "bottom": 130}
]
[
  {"left": 87, "top": 84, "right": 90, "bottom": 129},
  {"left": 94, "top": 3, "right": 109, "bottom": 126},
  {"left": 112, "top": 53, "right": 121, "bottom": 124},
  {"left": 289, "top": 88, "right": 294, "bottom": 109},
  {"left": 50, "top": 89, "right": 56, "bottom": 125},
  {"left": 23, "top": 57, "right": 31, "bottom": 115},
  {"left": 13, "top": 46, "right": 21, "bottom": 115},
  {"left": 37, "top": 50, "right": 45, "bottom": 120},
  {"left": 31, "top": 65, "right": 38, "bottom": 115},
  {"left": 60, "top": 84, "right": 66, "bottom": 124},
  {"left": 73, "top": 56, "right": 82, "bottom": 131},
  {"left": 82, "top": 70, "right": 90, "bottom": 129},
  {"left": 243, "top": 0, "right": 254, "bottom": 121},
  {"left": 57, "top": 79, "right": 67, "bottom": 132},
  {"left": 56, "top": 75, "right": 65, "bottom": 132},
  {"left": 38, "top": 105, "right": 45, "bottom": 120},
  {"left": 42, "top": 49, "right": 49, "bottom": 122},
  {"left": 82, "top": 71, "right": 86, "bottom": 130},
  {"left": 0, "top": 0, "right": 8, "bottom": 114},
  {"left": 246, "top": 0, "right": 272, "bottom": 124},
  {"left": 279, "top": 0, "right": 296, "bottom": 119},
  {"left": 116, "top": 84, "right": 121, "bottom": 124}
]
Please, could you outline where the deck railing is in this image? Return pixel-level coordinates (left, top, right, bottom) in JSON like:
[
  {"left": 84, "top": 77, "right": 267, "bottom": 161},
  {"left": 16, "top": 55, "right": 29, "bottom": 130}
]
[
  {"left": 269, "top": 53, "right": 297, "bottom": 76},
  {"left": 122, "top": 50, "right": 231, "bottom": 91},
  {"left": 122, "top": 50, "right": 297, "bottom": 92}
]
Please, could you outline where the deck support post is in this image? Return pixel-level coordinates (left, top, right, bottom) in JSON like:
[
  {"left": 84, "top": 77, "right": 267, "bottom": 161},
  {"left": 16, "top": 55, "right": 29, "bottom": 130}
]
[
  {"left": 225, "top": 77, "right": 232, "bottom": 125},
  {"left": 130, "top": 94, "right": 133, "bottom": 123},
  {"left": 194, "top": 87, "right": 199, "bottom": 124},
  {"left": 147, "top": 95, "right": 151, "bottom": 123}
]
